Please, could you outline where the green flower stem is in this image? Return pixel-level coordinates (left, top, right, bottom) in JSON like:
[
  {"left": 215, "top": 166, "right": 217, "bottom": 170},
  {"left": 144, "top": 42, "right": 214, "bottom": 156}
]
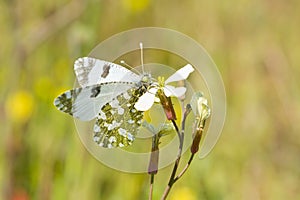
[
  {"left": 175, "top": 120, "right": 205, "bottom": 182},
  {"left": 161, "top": 106, "right": 192, "bottom": 200},
  {"left": 148, "top": 132, "right": 160, "bottom": 200},
  {"left": 149, "top": 174, "right": 154, "bottom": 200},
  {"left": 174, "top": 148, "right": 195, "bottom": 183},
  {"left": 161, "top": 120, "right": 182, "bottom": 200},
  {"left": 148, "top": 134, "right": 159, "bottom": 174}
]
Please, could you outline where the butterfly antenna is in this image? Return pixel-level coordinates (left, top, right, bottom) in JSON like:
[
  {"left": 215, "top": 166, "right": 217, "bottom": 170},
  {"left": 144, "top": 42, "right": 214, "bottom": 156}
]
[
  {"left": 140, "top": 42, "right": 145, "bottom": 74},
  {"left": 120, "top": 60, "right": 141, "bottom": 75}
]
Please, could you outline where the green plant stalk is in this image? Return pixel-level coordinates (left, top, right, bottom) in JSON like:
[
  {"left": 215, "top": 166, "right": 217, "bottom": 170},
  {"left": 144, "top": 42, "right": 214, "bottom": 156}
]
[
  {"left": 148, "top": 132, "right": 160, "bottom": 200},
  {"left": 161, "top": 106, "right": 192, "bottom": 200}
]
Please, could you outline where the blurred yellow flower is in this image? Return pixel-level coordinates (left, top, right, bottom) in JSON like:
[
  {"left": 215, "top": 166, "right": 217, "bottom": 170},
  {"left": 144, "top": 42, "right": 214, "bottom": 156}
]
[
  {"left": 5, "top": 90, "right": 34, "bottom": 123},
  {"left": 122, "top": 0, "right": 150, "bottom": 12},
  {"left": 170, "top": 187, "right": 197, "bottom": 200}
]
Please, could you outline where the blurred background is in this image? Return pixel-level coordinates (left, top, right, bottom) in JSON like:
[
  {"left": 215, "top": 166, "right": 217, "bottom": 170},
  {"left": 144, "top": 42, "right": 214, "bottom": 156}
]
[{"left": 1, "top": 0, "right": 300, "bottom": 199}]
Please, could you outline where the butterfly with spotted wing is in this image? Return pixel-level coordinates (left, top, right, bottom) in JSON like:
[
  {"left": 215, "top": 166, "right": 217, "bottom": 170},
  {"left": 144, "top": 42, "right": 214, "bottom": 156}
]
[{"left": 54, "top": 44, "right": 194, "bottom": 148}]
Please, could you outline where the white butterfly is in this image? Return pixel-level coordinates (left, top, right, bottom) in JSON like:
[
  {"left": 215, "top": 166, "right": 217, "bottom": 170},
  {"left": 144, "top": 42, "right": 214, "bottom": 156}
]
[{"left": 54, "top": 56, "right": 194, "bottom": 148}]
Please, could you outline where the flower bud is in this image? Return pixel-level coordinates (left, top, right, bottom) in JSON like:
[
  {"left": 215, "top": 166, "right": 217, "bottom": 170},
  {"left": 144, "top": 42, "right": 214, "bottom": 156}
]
[
  {"left": 190, "top": 92, "right": 211, "bottom": 154},
  {"left": 190, "top": 92, "right": 211, "bottom": 122}
]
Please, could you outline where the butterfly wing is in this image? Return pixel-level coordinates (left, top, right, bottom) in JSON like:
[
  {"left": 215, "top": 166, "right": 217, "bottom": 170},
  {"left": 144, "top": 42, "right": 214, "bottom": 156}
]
[
  {"left": 74, "top": 57, "right": 140, "bottom": 87},
  {"left": 53, "top": 82, "right": 136, "bottom": 121},
  {"left": 93, "top": 86, "right": 147, "bottom": 148}
]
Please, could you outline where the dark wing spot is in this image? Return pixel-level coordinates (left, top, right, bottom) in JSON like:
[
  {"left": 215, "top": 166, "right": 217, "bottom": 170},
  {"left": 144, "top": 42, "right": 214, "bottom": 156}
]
[
  {"left": 101, "top": 64, "right": 111, "bottom": 78},
  {"left": 90, "top": 86, "right": 101, "bottom": 98}
]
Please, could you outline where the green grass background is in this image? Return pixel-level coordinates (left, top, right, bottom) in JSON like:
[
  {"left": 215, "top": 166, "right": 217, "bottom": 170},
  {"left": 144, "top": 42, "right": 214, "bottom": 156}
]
[{"left": 1, "top": 0, "right": 300, "bottom": 199}]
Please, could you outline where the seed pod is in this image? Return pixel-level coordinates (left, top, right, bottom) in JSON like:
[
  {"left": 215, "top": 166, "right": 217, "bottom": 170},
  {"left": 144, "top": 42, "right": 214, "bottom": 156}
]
[{"left": 190, "top": 127, "right": 203, "bottom": 154}]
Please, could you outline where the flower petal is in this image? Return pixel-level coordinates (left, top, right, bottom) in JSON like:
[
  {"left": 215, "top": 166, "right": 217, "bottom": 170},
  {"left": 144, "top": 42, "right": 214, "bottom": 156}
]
[
  {"left": 173, "top": 87, "right": 187, "bottom": 97},
  {"left": 165, "top": 64, "right": 194, "bottom": 84},
  {"left": 164, "top": 85, "right": 186, "bottom": 97},
  {"left": 134, "top": 88, "right": 158, "bottom": 111},
  {"left": 163, "top": 85, "right": 174, "bottom": 97}
]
